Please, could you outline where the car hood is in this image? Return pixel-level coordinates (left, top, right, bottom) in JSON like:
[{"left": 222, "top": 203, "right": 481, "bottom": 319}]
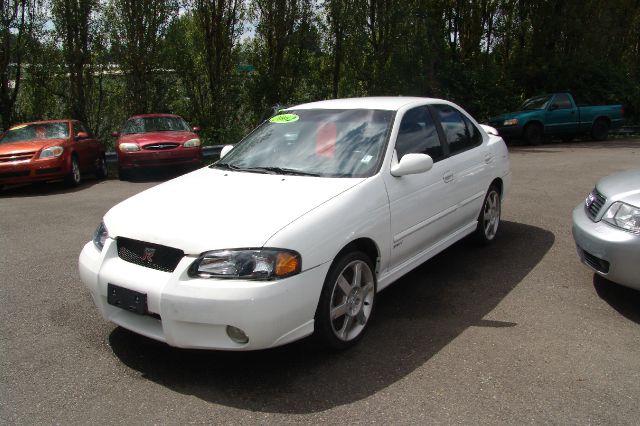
[
  {"left": 488, "top": 111, "right": 537, "bottom": 123},
  {"left": 0, "top": 139, "right": 67, "bottom": 154},
  {"left": 118, "top": 131, "right": 197, "bottom": 145},
  {"left": 597, "top": 169, "right": 640, "bottom": 206},
  {"left": 104, "top": 167, "right": 365, "bottom": 254}
]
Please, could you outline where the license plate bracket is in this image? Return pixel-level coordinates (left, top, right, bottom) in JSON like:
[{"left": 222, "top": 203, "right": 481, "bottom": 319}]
[{"left": 107, "top": 283, "right": 147, "bottom": 315}]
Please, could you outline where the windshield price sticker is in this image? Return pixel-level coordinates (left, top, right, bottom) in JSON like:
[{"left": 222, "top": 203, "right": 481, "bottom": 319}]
[{"left": 270, "top": 114, "right": 299, "bottom": 124}]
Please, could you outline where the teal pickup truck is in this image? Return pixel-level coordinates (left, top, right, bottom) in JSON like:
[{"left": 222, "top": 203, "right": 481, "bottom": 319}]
[{"left": 487, "top": 93, "right": 624, "bottom": 144}]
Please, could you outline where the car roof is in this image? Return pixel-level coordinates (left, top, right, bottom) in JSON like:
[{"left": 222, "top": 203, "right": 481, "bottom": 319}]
[
  {"left": 287, "top": 97, "right": 445, "bottom": 111},
  {"left": 128, "top": 113, "right": 182, "bottom": 119}
]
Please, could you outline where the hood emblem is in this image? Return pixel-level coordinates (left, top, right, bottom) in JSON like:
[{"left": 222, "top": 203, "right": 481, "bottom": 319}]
[{"left": 141, "top": 247, "right": 156, "bottom": 262}]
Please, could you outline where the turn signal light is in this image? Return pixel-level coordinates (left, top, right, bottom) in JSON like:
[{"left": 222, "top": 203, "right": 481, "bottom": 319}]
[{"left": 275, "top": 252, "right": 300, "bottom": 277}]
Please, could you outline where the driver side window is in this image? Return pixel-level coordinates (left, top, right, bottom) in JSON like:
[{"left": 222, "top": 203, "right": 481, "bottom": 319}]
[{"left": 395, "top": 106, "right": 444, "bottom": 162}]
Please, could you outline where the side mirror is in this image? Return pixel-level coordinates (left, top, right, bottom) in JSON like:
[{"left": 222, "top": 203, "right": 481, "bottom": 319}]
[
  {"left": 391, "top": 153, "right": 433, "bottom": 177},
  {"left": 111, "top": 131, "right": 120, "bottom": 137},
  {"left": 75, "top": 132, "right": 89, "bottom": 140},
  {"left": 192, "top": 126, "right": 201, "bottom": 133},
  {"left": 219, "top": 145, "right": 234, "bottom": 159}
]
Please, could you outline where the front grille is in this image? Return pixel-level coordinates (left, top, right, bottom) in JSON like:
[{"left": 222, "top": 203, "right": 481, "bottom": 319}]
[
  {"left": 585, "top": 188, "right": 606, "bottom": 220},
  {"left": 0, "top": 170, "right": 30, "bottom": 178},
  {"left": 0, "top": 152, "right": 36, "bottom": 163},
  {"left": 117, "top": 237, "right": 184, "bottom": 273},
  {"left": 144, "top": 143, "right": 179, "bottom": 150},
  {"left": 582, "top": 249, "right": 610, "bottom": 273}
]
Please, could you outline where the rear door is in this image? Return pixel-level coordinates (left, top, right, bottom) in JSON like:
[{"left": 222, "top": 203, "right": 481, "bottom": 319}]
[{"left": 431, "top": 104, "right": 489, "bottom": 229}]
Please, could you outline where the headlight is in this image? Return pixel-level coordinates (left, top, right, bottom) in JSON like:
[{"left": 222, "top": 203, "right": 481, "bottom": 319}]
[
  {"left": 93, "top": 221, "right": 109, "bottom": 251},
  {"left": 119, "top": 143, "right": 140, "bottom": 152},
  {"left": 183, "top": 138, "right": 201, "bottom": 148},
  {"left": 503, "top": 119, "right": 518, "bottom": 126},
  {"left": 602, "top": 202, "right": 640, "bottom": 234},
  {"left": 189, "top": 248, "right": 301, "bottom": 280},
  {"left": 39, "top": 146, "right": 64, "bottom": 158}
]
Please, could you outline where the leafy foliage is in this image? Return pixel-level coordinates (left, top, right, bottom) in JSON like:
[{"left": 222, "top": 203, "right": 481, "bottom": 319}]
[{"left": 4, "top": 0, "right": 640, "bottom": 146}]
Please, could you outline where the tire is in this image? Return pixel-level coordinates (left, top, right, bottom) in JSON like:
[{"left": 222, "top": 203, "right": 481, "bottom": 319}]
[
  {"left": 95, "top": 154, "right": 108, "bottom": 179},
  {"left": 315, "top": 251, "right": 377, "bottom": 349},
  {"left": 523, "top": 122, "right": 543, "bottom": 145},
  {"left": 118, "top": 166, "right": 130, "bottom": 181},
  {"left": 475, "top": 185, "right": 501, "bottom": 245},
  {"left": 591, "top": 118, "right": 610, "bottom": 141},
  {"left": 64, "top": 155, "right": 82, "bottom": 187}
]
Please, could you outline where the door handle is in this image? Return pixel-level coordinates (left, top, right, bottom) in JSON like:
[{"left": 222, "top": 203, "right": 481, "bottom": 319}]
[{"left": 443, "top": 171, "right": 454, "bottom": 183}]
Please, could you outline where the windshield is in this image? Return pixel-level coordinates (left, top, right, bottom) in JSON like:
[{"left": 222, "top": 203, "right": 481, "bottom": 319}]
[
  {"left": 1, "top": 122, "right": 70, "bottom": 144},
  {"left": 519, "top": 96, "right": 552, "bottom": 111},
  {"left": 213, "top": 109, "right": 394, "bottom": 178},
  {"left": 122, "top": 116, "right": 190, "bottom": 134}
]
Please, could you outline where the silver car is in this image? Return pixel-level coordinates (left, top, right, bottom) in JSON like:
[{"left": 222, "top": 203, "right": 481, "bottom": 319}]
[{"left": 572, "top": 169, "right": 640, "bottom": 290}]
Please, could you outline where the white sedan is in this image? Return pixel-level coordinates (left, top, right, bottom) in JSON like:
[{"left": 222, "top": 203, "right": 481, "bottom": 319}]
[{"left": 79, "top": 97, "right": 511, "bottom": 350}]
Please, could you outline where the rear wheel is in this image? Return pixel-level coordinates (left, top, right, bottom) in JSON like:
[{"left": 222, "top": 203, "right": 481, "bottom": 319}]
[
  {"left": 64, "top": 156, "right": 82, "bottom": 187},
  {"left": 95, "top": 155, "right": 108, "bottom": 179},
  {"left": 315, "top": 251, "right": 376, "bottom": 350},
  {"left": 475, "top": 185, "right": 501, "bottom": 245},
  {"left": 524, "top": 123, "right": 543, "bottom": 145},
  {"left": 591, "top": 118, "right": 610, "bottom": 141}
]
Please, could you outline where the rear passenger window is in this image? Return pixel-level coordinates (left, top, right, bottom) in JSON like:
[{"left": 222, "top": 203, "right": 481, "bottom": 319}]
[
  {"left": 395, "top": 106, "right": 444, "bottom": 162},
  {"left": 463, "top": 115, "right": 482, "bottom": 147},
  {"left": 433, "top": 104, "right": 480, "bottom": 155}
]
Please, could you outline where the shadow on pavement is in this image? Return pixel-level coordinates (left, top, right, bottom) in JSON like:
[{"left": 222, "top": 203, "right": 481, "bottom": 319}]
[
  {"left": 109, "top": 220, "right": 554, "bottom": 413},
  {"left": 593, "top": 275, "right": 640, "bottom": 324},
  {"left": 0, "top": 176, "right": 105, "bottom": 198},
  {"left": 119, "top": 167, "right": 195, "bottom": 183}
]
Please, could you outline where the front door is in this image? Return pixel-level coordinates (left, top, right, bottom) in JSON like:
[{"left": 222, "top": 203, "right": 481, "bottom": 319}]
[
  {"left": 383, "top": 105, "right": 456, "bottom": 271},
  {"left": 545, "top": 93, "right": 578, "bottom": 135}
]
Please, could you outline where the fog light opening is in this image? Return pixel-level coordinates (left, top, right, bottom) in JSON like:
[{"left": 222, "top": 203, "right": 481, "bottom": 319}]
[{"left": 226, "top": 325, "right": 249, "bottom": 344}]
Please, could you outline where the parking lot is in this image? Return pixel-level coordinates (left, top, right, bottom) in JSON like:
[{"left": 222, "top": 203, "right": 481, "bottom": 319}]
[{"left": 1, "top": 139, "right": 639, "bottom": 424}]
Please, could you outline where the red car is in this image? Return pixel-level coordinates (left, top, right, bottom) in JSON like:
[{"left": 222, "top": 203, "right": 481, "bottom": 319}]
[
  {"left": 113, "top": 114, "right": 203, "bottom": 180},
  {"left": 0, "top": 119, "right": 107, "bottom": 188}
]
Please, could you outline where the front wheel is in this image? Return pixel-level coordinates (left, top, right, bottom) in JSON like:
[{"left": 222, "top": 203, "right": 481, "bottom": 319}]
[
  {"left": 524, "top": 123, "right": 543, "bottom": 145},
  {"left": 64, "top": 156, "right": 82, "bottom": 187},
  {"left": 475, "top": 185, "right": 501, "bottom": 245},
  {"left": 315, "top": 251, "right": 376, "bottom": 349}
]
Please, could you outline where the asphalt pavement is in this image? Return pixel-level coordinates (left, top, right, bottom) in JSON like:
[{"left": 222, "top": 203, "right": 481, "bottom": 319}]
[{"left": 1, "top": 139, "right": 639, "bottom": 424}]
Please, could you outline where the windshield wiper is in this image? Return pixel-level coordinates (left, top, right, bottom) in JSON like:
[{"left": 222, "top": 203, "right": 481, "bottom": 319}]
[
  {"left": 247, "top": 166, "right": 320, "bottom": 176},
  {"left": 210, "top": 163, "right": 244, "bottom": 171},
  {"left": 211, "top": 163, "right": 319, "bottom": 176}
]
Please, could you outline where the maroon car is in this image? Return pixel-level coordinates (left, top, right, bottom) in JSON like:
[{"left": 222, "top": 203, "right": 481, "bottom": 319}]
[{"left": 113, "top": 114, "right": 203, "bottom": 180}]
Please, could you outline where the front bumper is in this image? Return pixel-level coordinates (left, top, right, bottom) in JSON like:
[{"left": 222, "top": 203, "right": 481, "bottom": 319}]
[
  {"left": 0, "top": 156, "right": 68, "bottom": 185},
  {"left": 572, "top": 204, "right": 640, "bottom": 290},
  {"left": 79, "top": 239, "right": 330, "bottom": 350},
  {"left": 492, "top": 125, "right": 522, "bottom": 139},
  {"left": 118, "top": 148, "right": 203, "bottom": 169}
]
